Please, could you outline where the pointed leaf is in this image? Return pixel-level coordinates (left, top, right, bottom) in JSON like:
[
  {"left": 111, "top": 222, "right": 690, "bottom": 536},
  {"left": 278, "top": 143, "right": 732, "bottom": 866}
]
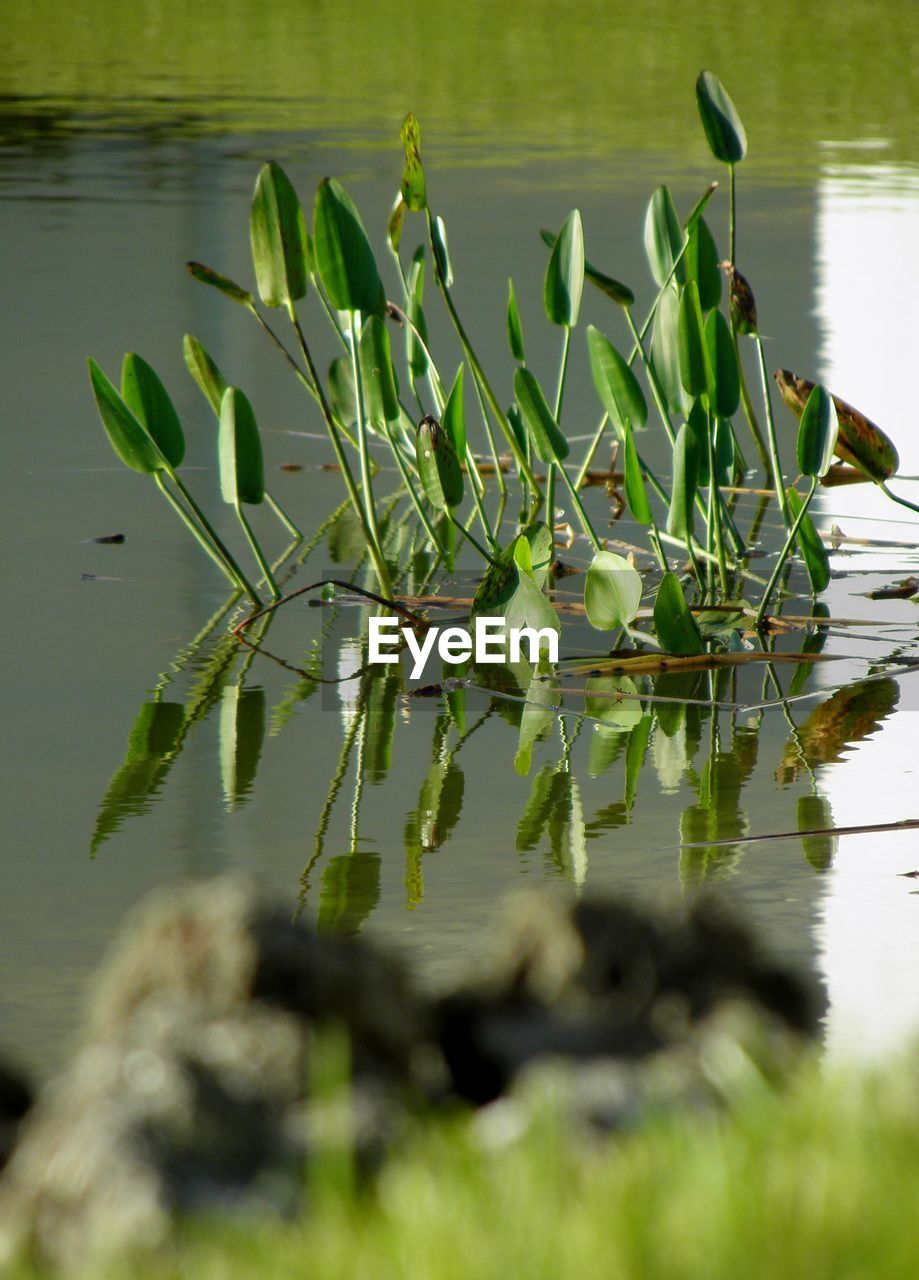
[
  {"left": 387, "top": 193, "right": 406, "bottom": 253},
  {"left": 219, "top": 685, "right": 266, "bottom": 808},
  {"left": 644, "top": 186, "right": 686, "bottom": 288},
  {"left": 513, "top": 367, "right": 569, "bottom": 464},
  {"left": 359, "top": 314, "right": 400, "bottom": 427},
  {"left": 654, "top": 572, "right": 704, "bottom": 654},
  {"left": 797, "top": 382, "right": 839, "bottom": 479},
  {"left": 88, "top": 359, "right": 163, "bottom": 474},
  {"left": 121, "top": 353, "right": 185, "bottom": 468},
  {"left": 686, "top": 217, "right": 722, "bottom": 312},
  {"left": 183, "top": 335, "right": 228, "bottom": 416},
  {"left": 186, "top": 261, "right": 254, "bottom": 306},
  {"left": 678, "top": 280, "right": 712, "bottom": 398},
  {"left": 406, "top": 248, "right": 429, "bottom": 379},
  {"left": 250, "top": 161, "right": 309, "bottom": 308},
  {"left": 584, "top": 550, "right": 643, "bottom": 630},
  {"left": 541, "top": 230, "right": 634, "bottom": 307},
  {"left": 786, "top": 486, "right": 831, "bottom": 594},
  {"left": 314, "top": 177, "right": 384, "bottom": 314},
  {"left": 650, "top": 284, "right": 688, "bottom": 415},
  {"left": 442, "top": 365, "right": 466, "bottom": 458},
  {"left": 586, "top": 325, "right": 647, "bottom": 438},
  {"left": 544, "top": 209, "right": 584, "bottom": 327},
  {"left": 219, "top": 387, "right": 265, "bottom": 506},
  {"left": 416, "top": 414, "right": 463, "bottom": 510},
  {"left": 507, "top": 278, "right": 526, "bottom": 362},
  {"left": 704, "top": 309, "right": 739, "bottom": 418},
  {"left": 431, "top": 215, "right": 453, "bottom": 287},
  {"left": 623, "top": 421, "right": 652, "bottom": 525},
  {"left": 667, "top": 423, "right": 700, "bottom": 539},
  {"left": 696, "top": 70, "right": 747, "bottom": 165}
]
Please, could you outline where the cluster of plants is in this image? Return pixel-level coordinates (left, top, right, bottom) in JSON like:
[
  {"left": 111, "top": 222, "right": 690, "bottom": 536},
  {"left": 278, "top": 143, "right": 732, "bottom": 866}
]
[{"left": 87, "top": 71, "right": 907, "bottom": 652}]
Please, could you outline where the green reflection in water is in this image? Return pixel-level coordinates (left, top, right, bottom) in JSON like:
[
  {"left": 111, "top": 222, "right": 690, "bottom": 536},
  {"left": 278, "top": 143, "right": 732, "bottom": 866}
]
[{"left": 4, "top": 0, "right": 918, "bottom": 173}]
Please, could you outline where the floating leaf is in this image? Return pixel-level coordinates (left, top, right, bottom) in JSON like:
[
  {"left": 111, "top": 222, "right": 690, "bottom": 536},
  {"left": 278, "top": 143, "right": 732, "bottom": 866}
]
[
  {"left": 250, "top": 161, "right": 309, "bottom": 308},
  {"left": 584, "top": 550, "right": 643, "bottom": 630},
  {"left": 314, "top": 178, "right": 384, "bottom": 314},
  {"left": 644, "top": 186, "right": 686, "bottom": 288},
  {"left": 514, "top": 367, "right": 570, "bottom": 463},
  {"left": 653, "top": 572, "right": 704, "bottom": 655},
  {"left": 667, "top": 423, "right": 700, "bottom": 539},
  {"left": 442, "top": 364, "right": 466, "bottom": 458},
  {"left": 704, "top": 309, "right": 739, "bottom": 418},
  {"left": 696, "top": 70, "right": 747, "bottom": 165},
  {"left": 121, "top": 353, "right": 185, "bottom": 468},
  {"left": 685, "top": 217, "right": 722, "bottom": 312},
  {"left": 586, "top": 325, "right": 647, "bottom": 438},
  {"left": 540, "top": 230, "right": 634, "bottom": 307},
  {"left": 507, "top": 278, "right": 526, "bottom": 362},
  {"left": 623, "top": 421, "right": 652, "bottom": 525},
  {"left": 544, "top": 209, "right": 584, "bottom": 328},
  {"left": 416, "top": 414, "right": 463, "bottom": 510},
  {"left": 186, "top": 261, "right": 254, "bottom": 306},
  {"left": 786, "top": 486, "right": 830, "bottom": 594},
  {"left": 183, "top": 335, "right": 228, "bottom": 416},
  {"left": 796, "top": 382, "right": 839, "bottom": 479},
  {"left": 677, "top": 280, "right": 712, "bottom": 398},
  {"left": 359, "top": 314, "right": 400, "bottom": 427},
  {"left": 87, "top": 359, "right": 163, "bottom": 475},
  {"left": 219, "top": 387, "right": 265, "bottom": 506},
  {"left": 775, "top": 370, "right": 899, "bottom": 480}
]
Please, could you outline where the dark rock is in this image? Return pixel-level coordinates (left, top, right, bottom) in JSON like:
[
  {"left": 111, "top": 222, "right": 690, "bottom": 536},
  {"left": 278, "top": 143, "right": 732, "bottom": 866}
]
[{"left": 0, "top": 1061, "right": 32, "bottom": 1172}]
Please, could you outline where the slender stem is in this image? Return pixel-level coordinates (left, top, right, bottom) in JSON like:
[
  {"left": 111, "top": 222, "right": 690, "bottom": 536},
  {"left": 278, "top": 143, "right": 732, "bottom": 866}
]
[
  {"left": 266, "top": 491, "right": 302, "bottom": 540},
  {"left": 648, "top": 513, "right": 669, "bottom": 573},
  {"left": 706, "top": 406, "right": 729, "bottom": 595},
  {"left": 556, "top": 462, "right": 603, "bottom": 553},
  {"left": 449, "top": 514, "right": 500, "bottom": 566},
  {"left": 235, "top": 503, "right": 280, "bottom": 600},
  {"left": 154, "top": 473, "right": 251, "bottom": 600},
  {"left": 624, "top": 307, "right": 675, "bottom": 447},
  {"left": 734, "top": 328, "right": 770, "bottom": 472},
  {"left": 383, "top": 423, "right": 445, "bottom": 554},
  {"left": 554, "top": 325, "right": 573, "bottom": 422},
  {"left": 729, "top": 164, "right": 736, "bottom": 267},
  {"left": 169, "top": 471, "right": 260, "bottom": 602},
  {"left": 755, "top": 478, "right": 817, "bottom": 627},
  {"left": 349, "top": 310, "right": 387, "bottom": 573},
  {"left": 575, "top": 412, "right": 611, "bottom": 489},
  {"left": 754, "top": 334, "right": 790, "bottom": 529},
  {"left": 879, "top": 481, "right": 919, "bottom": 516}
]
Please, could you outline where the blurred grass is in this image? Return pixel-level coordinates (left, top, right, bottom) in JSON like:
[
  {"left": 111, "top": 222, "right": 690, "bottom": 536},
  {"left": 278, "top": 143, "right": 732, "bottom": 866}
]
[
  {"left": 4, "top": 0, "right": 919, "bottom": 173},
  {"left": 19, "top": 1051, "right": 917, "bottom": 1279}
]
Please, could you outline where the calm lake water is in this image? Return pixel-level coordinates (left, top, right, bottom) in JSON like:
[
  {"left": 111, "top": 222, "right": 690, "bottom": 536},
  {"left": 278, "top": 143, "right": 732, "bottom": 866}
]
[{"left": 3, "top": 1, "right": 919, "bottom": 1077}]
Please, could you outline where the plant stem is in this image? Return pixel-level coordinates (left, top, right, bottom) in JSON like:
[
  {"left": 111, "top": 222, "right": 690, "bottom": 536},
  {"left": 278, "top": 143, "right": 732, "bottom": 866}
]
[
  {"left": 168, "top": 471, "right": 261, "bottom": 602},
  {"left": 754, "top": 334, "right": 790, "bottom": 529},
  {"left": 349, "top": 311, "right": 388, "bottom": 580},
  {"left": 235, "top": 503, "right": 280, "bottom": 599},
  {"left": 556, "top": 462, "right": 603, "bottom": 553},
  {"left": 755, "top": 478, "right": 817, "bottom": 627},
  {"left": 449, "top": 514, "right": 500, "bottom": 565},
  {"left": 706, "top": 406, "right": 729, "bottom": 595},
  {"left": 729, "top": 164, "right": 737, "bottom": 266},
  {"left": 383, "top": 423, "right": 445, "bottom": 555},
  {"left": 154, "top": 473, "right": 251, "bottom": 600},
  {"left": 734, "top": 329, "right": 770, "bottom": 472},
  {"left": 266, "top": 492, "right": 302, "bottom": 540}
]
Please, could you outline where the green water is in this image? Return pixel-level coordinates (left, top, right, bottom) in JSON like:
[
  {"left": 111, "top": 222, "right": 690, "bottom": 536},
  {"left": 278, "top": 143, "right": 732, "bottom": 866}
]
[{"left": 3, "top": 1, "right": 919, "bottom": 1077}]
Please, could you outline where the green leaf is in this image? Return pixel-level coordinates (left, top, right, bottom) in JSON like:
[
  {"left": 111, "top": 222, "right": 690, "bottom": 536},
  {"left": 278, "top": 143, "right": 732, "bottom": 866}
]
[
  {"left": 416, "top": 414, "right": 463, "bottom": 510},
  {"left": 786, "top": 485, "right": 831, "bottom": 593},
  {"left": 250, "top": 161, "right": 309, "bottom": 308},
  {"left": 507, "top": 278, "right": 526, "bottom": 362},
  {"left": 520, "top": 521, "right": 554, "bottom": 589},
  {"left": 513, "top": 367, "right": 570, "bottom": 464},
  {"left": 219, "top": 685, "right": 266, "bottom": 809},
  {"left": 704, "top": 309, "right": 739, "bottom": 418},
  {"left": 653, "top": 572, "right": 704, "bottom": 654},
  {"left": 623, "top": 421, "right": 652, "bottom": 525},
  {"left": 327, "top": 356, "right": 356, "bottom": 428},
  {"left": 544, "top": 209, "right": 584, "bottom": 327},
  {"left": 667, "top": 423, "right": 700, "bottom": 539},
  {"left": 649, "top": 284, "right": 688, "bottom": 415},
  {"left": 586, "top": 325, "right": 647, "bottom": 438},
  {"left": 696, "top": 70, "right": 747, "bottom": 165},
  {"left": 685, "top": 217, "right": 722, "bottom": 312},
  {"left": 359, "top": 314, "right": 400, "bottom": 427},
  {"left": 90, "top": 700, "right": 186, "bottom": 855},
  {"left": 87, "top": 358, "right": 164, "bottom": 475},
  {"left": 644, "top": 186, "right": 687, "bottom": 288},
  {"left": 186, "top": 261, "right": 254, "bottom": 306},
  {"left": 314, "top": 177, "right": 384, "bottom": 314},
  {"left": 678, "top": 281, "right": 712, "bottom": 398},
  {"left": 431, "top": 214, "right": 453, "bottom": 287},
  {"left": 400, "top": 112, "right": 427, "bottom": 212},
  {"left": 183, "top": 334, "right": 228, "bottom": 416},
  {"left": 219, "top": 387, "right": 265, "bottom": 506},
  {"left": 541, "top": 230, "right": 635, "bottom": 307},
  {"left": 406, "top": 248, "right": 429, "bottom": 380},
  {"left": 121, "top": 353, "right": 185, "bottom": 468},
  {"left": 797, "top": 382, "right": 839, "bottom": 479},
  {"left": 387, "top": 193, "right": 406, "bottom": 254},
  {"left": 584, "top": 550, "right": 643, "bottom": 630},
  {"left": 442, "top": 365, "right": 466, "bottom": 458},
  {"left": 686, "top": 398, "right": 711, "bottom": 486}
]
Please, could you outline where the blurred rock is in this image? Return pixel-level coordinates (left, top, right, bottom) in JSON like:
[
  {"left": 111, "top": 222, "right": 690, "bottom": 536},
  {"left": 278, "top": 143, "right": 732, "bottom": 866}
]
[{"left": 437, "top": 892, "right": 818, "bottom": 1104}]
